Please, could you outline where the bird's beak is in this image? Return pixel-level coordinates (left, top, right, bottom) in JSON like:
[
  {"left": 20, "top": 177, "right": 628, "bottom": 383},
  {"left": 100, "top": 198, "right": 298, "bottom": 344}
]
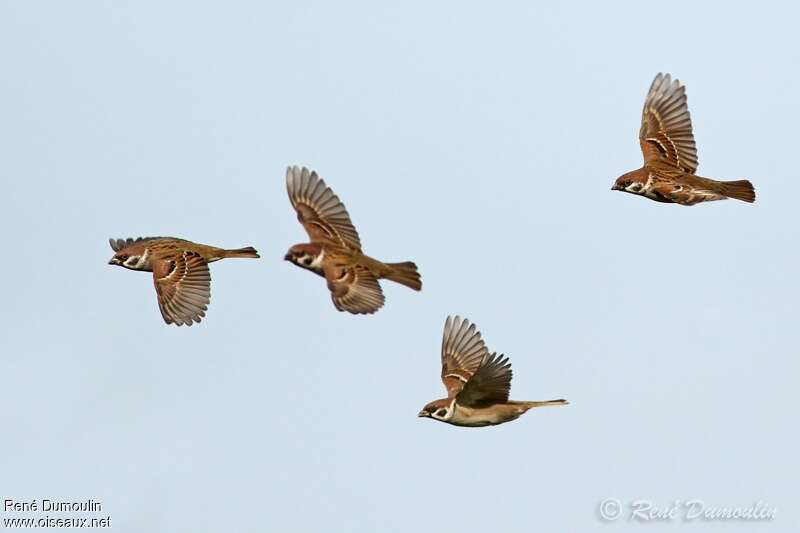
[
  {"left": 417, "top": 411, "right": 428, "bottom": 418},
  {"left": 108, "top": 259, "right": 116, "bottom": 265},
  {"left": 611, "top": 184, "right": 621, "bottom": 191},
  {"left": 283, "top": 253, "right": 292, "bottom": 261}
]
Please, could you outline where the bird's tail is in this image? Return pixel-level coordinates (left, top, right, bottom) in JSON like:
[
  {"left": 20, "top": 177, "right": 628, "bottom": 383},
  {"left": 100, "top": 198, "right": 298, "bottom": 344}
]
[
  {"left": 223, "top": 246, "right": 260, "bottom": 259},
  {"left": 717, "top": 179, "right": 756, "bottom": 203},
  {"left": 383, "top": 261, "right": 422, "bottom": 291},
  {"left": 515, "top": 399, "right": 569, "bottom": 410}
]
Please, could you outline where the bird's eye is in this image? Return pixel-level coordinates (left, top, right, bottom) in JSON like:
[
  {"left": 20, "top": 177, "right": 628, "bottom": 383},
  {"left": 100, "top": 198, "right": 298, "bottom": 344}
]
[{"left": 119, "top": 255, "right": 128, "bottom": 261}]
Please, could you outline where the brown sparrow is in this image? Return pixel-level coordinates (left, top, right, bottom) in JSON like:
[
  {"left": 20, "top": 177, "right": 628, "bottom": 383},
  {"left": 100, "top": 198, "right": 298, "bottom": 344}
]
[
  {"left": 612, "top": 73, "right": 755, "bottom": 205},
  {"left": 418, "top": 316, "right": 568, "bottom": 427},
  {"left": 284, "top": 166, "right": 421, "bottom": 314},
  {"left": 108, "top": 237, "right": 259, "bottom": 326}
]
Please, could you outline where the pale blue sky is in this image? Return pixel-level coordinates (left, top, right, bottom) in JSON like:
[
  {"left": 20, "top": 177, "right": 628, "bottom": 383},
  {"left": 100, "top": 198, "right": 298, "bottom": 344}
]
[{"left": 1, "top": 1, "right": 798, "bottom": 532}]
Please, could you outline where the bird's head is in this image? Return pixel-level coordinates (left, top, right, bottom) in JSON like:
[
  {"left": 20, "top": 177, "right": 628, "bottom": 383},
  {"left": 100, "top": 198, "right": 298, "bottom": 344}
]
[
  {"left": 108, "top": 246, "right": 148, "bottom": 270},
  {"left": 284, "top": 244, "right": 324, "bottom": 273},
  {"left": 418, "top": 398, "right": 454, "bottom": 422},
  {"left": 612, "top": 169, "right": 648, "bottom": 195}
]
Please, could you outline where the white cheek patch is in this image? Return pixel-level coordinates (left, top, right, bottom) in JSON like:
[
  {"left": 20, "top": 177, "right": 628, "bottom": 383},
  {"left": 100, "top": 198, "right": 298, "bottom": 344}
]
[
  {"left": 309, "top": 249, "right": 325, "bottom": 269},
  {"left": 432, "top": 399, "right": 457, "bottom": 421},
  {"left": 124, "top": 248, "right": 150, "bottom": 269},
  {"left": 626, "top": 182, "right": 643, "bottom": 193}
]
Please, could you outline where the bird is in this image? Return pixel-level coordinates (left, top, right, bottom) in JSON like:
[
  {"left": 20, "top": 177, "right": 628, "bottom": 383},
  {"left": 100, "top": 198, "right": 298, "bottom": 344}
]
[
  {"left": 418, "top": 316, "right": 567, "bottom": 427},
  {"left": 108, "top": 237, "right": 259, "bottom": 326},
  {"left": 611, "top": 73, "right": 755, "bottom": 206},
  {"left": 284, "top": 165, "right": 421, "bottom": 314}
]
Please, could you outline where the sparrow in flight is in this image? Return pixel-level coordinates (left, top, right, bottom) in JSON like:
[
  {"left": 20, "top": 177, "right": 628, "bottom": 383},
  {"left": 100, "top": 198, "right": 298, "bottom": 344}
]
[
  {"left": 612, "top": 73, "right": 755, "bottom": 205},
  {"left": 108, "top": 237, "right": 259, "bottom": 326},
  {"left": 418, "top": 316, "right": 567, "bottom": 427},
  {"left": 284, "top": 166, "right": 421, "bottom": 314}
]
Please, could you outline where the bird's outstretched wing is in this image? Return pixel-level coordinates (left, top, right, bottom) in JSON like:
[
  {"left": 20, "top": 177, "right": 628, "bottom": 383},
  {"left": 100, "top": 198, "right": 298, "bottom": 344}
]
[
  {"left": 639, "top": 73, "right": 698, "bottom": 174},
  {"left": 324, "top": 262, "right": 384, "bottom": 314},
  {"left": 439, "top": 316, "right": 491, "bottom": 398},
  {"left": 109, "top": 236, "right": 171, "bottom": 251},
  {"left": 152, "top": 251, "right": 211, "bottom": 326},
  {"left": 286, "top": 166, "right": 362, "bottom": 251},
  {"left": 456, "top": 352, "right": 513, "bottom": 406}
]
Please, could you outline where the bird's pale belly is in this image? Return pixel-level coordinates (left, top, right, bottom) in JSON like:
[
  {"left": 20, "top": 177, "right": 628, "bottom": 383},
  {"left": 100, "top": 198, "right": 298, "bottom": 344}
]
[{"left": 449, "top": 404, "right": 524, "bottom": 427}]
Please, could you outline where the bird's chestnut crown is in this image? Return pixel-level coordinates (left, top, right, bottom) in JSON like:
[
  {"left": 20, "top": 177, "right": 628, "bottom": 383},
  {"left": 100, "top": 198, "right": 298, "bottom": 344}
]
[
  {"left": 284, "top": 248, "right": 310, "bottom": 265},
  {"left": 108, "top": 252, "right": 144, "bottom": 269},
  {"left": 612, "top": 170, "right": 646, "bottom": 193},
  {"left": 108, "top": 253, "right": 127, "bottom": 266},
  {"left": 418, "top": 400, "right": 452, "bottom": 421},
  {"left": 284, "top": 244, "right": 323, "bottom": 270}
]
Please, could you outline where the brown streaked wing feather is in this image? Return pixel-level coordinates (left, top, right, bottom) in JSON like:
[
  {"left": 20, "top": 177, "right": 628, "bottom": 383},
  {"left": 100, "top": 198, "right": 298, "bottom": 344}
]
[
  {"left": 639, "top": 73, "right": 698, "bottom": 174},
  {"left": 109, "top": 236, "right": 172, "bottom": 252},
  {"left": 651, "top": 176, "right": 727, "bottom": 206},
  {"left": 440, "top": 316, "right": 490, "bottom": 398},
  {"left": 286, "top": 166, "right": 362, "bottom": 250},
  {"left": 456, "top": 352, "right": 513, "bottom": 406},
  {"left": 152, "top": 251, "right": 211, "bottom": 326},
  {"left": 324, "top": 262, "right": 384, "bottom": 314}
]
